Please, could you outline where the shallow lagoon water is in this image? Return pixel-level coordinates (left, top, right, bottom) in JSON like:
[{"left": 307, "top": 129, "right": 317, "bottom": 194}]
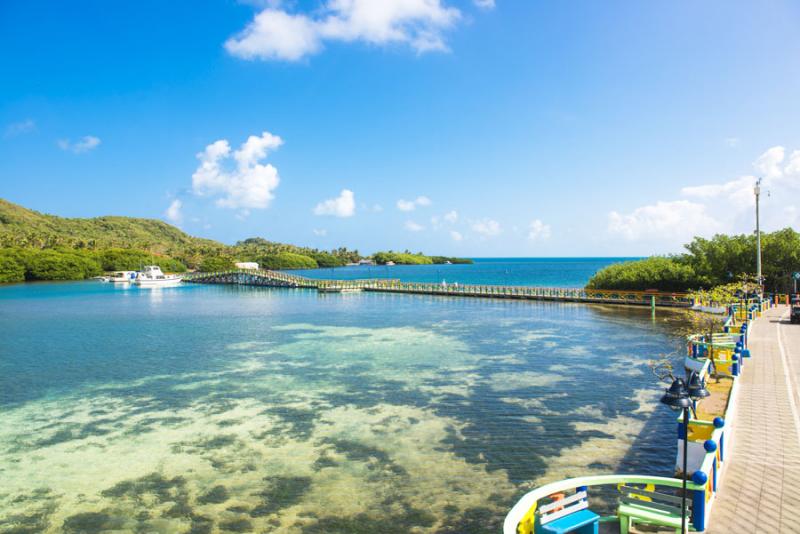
[{"left": 0, "top": 281, "right": 682, "bottom": 533}]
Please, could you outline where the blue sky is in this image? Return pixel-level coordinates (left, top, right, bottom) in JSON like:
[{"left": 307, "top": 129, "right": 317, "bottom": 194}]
[{"left": 2, "top": 1, "right": 800, "bottom": 256}]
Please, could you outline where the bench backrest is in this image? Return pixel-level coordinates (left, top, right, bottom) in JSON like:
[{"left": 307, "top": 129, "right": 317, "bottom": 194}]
[
  {"left": 618, "top": 485, "right": 691, "bottom": 516},
  {"left": 537, "top": 490, "right": 589, "bottom": 525}
]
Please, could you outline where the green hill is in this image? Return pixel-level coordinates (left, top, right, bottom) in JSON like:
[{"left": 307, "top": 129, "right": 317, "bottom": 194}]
[
  {"left": 0, "top": 198, "right": 469, "bottom": 283},
  {"left": 0, "top": 198, "right": 221, "bottom": 256}
]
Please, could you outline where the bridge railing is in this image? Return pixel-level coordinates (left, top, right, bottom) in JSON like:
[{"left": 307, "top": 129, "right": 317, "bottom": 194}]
[{"left": 183, "top": 270, "right": 691, "bottom": 306}]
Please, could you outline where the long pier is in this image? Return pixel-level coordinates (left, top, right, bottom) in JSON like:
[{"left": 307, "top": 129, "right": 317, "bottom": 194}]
[{"left": 182, "top": 269, "right": 691, "bottom": 308}]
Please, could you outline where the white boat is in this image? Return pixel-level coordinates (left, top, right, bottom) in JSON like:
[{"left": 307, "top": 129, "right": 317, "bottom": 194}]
[
  {"left": 385, "top": 261, "right": 396, "bottom": 266},
  {"left": 134, "top": 265, "right": 183, "bottom": 288},
  {"left": 107, "top": 271, "right": 137, "bottom": 283}
]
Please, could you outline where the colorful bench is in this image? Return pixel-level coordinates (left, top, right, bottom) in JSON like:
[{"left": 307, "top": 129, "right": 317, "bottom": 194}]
[
  {"left": 617, "top": 485, "right": 691, "bottom": 534},
  {"left": 536, "top": 490, "right": 599, "bottom": 534}
]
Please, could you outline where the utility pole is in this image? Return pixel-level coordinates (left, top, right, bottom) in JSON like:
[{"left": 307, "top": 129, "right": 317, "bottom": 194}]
[{"left": 754, "top": 178, "right": 763, "bottom": 295}]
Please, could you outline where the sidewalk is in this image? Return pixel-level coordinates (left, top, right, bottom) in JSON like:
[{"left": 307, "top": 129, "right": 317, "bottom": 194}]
[{"left": 707, "top": 305, "right": 800, "bottom": 533}]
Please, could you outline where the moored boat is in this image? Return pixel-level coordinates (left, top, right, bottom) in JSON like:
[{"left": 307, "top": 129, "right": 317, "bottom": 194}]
[
  {"left": 134, "top": 265, "right": 183, "bottom": 288},
  {"left": 107, "top": 271, "right": 137, "bottom": 283}
]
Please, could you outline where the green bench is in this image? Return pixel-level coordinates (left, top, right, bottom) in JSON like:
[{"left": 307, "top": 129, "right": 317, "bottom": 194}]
[{"left": 617, "top": 485, "right": 691, "bottom": 534}]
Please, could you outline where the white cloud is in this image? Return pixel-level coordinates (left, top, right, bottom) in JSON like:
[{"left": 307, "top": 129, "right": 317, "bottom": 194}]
[
  {"left": 474, "top": 0, "right": 495, "bottom": 9},
  {"left": 4, "top": 119, "right": 35, "bottom": 138},
  {"left": 372, "top": 204, "right": 384, "bottom": 212},
  {"left": 610, "top": 144, "right": 800, "bottom": 248},
  {"left": 225, "top": 9, "right": 321, "bottom": 61},
  {"left": 313, "top": 228, "right": 328, "bottom": 236},
  {"left": 443, "top": 210, "right": 458, "bottom": 223},
  {"left": 397, "top": 199, "right": 416, "bottom": 211},
  {"left": 58, "top": 135, "right": 101, "bottom": 154},
  {"left": 191, "top": 131, "right": 283, "bottom": 211},
  {"left": 397, "top": 195, "right": 432, "bottom": 211},
  {"left": 471, "top": 218, "right": 501, "bottom": 237},
  {"left": 314, "top": 189, "right": 356, "bottom": 217},
  {"left": 680, "top": 145, "right": 800, "bottom": 213},
  {"left": 226, "top": 0, "right": 462, "bottom": 62},
  {"left": 165, "top": 199, "right": 183, "bottom": 224},
  {"left": 528, "top": 219, "right": 551, "bottom": 240},
  {"left": 450, "top": 230, "right": 463, "bottom": 241},
  {"left": 681, "top": 175, "right": 756, "bottom": 210},
  {"left": 753, "top": 146, "right": 784, "bottom": 180},
  {"left": 608, "top": 200, "right": 719, "bottom": 241},
  {"left": 405, "top": 220, "right": 424, "bottom": 232},
  {"left": 785, "top": 150, "right": 800, "bottom": 177}
]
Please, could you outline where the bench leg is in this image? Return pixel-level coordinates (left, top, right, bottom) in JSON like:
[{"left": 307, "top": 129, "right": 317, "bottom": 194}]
[
  {"left": 619, "top": 514, "right": 630, "bottom": 534},
  {"left": 575, "top": 521, "right": 598, "bottom": 534}
]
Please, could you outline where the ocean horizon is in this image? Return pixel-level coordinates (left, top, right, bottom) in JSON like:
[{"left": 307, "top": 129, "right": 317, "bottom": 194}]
[{"left": 291, "top": 256, "right": 640, "bottom": 288}]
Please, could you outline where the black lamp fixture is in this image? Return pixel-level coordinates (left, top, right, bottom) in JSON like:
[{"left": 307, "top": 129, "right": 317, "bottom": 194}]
[
  {"left": 687, "top": 371, "right": 710, "bottom": 402},
  {"left": 659, "top": 377, "right": 692, "bottom": 410},
  {"left": 659, "top": 375, "right": 693, "bottom": 534}
]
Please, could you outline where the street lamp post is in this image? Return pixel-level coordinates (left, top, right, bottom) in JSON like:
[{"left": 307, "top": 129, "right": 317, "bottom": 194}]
[
  {"left": 660, "top": 372, "right": 708, "bottom": 534},
  {"left": 754, "top": 178, "right": 763, "bottom": 295}
]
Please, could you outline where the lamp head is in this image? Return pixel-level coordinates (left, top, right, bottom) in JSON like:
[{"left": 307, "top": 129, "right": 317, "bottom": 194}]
[
  {"left": 660, "top": 377, "right": 692, "bottom": 411},
  {"left": 687, "top": 371, "right": 710, "bottom": 401}
]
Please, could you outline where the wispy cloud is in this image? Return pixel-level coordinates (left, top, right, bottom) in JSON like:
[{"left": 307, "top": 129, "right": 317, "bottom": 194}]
[
  {"left": 397, "top": 196, "right": 431, "bottom": 211},
  {"left": 474, "top": 0, "right": 495, "bottom": 9},
  {"left": 608, "top": 200, "right": 719, "bottom": 242},
  {"left": 165, "top": 199, "right": 183, "bottom": 224},
  {"left": 313, "top": 189, "right": 356, "bottom": 217},
  {"left": 313, "top": 228, "right": 328, "bottom": 236},
  {"left": 528, "top": 219, "right": 551, "bottom": 240},
  {"left": 450, "top": 230, "right": 463, "bottom": 241},
  {"left": 225, "top": 1, "right": 462, "bottom": 62},
  {"left": 58, "top": 135, "right": 101, "bottom": 154},
  {"left": 471, "top": 218, "right": 501, "bottom": 237},
  {"left": 191, "top": 131, "right": 283, "bottom": 212},
  {"left": 405, "top": 220, "right": 425, "bottom": 232},
  {"left": 4, "top": 119, "right": 36, "bottom": 138}
]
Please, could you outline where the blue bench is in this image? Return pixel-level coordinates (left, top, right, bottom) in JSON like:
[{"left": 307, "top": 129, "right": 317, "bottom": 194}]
[{"left": 536, "top": 490, "right": 599, "bottom": 534}]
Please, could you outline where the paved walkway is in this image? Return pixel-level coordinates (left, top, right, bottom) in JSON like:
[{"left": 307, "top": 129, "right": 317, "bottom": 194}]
[{"left": 707, "top": 305, "right": 800, "bottom": 533}]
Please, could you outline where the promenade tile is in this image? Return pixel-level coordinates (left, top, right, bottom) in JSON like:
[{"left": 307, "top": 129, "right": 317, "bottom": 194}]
[{"left": 707, "top": 306, "right": 800, "bottom": 534}]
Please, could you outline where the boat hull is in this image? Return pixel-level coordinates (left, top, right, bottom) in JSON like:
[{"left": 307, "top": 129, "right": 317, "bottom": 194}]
[{"left": 134, "top": 278, "right": 183, "bottom": 288}]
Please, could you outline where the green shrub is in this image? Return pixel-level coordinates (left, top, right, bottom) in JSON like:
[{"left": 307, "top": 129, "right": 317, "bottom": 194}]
[
  {"left": 23, "top": 249, "right": 102, "bottom": 281},
  {"left": 96, "top": 248, "right": 186, "bottom": 273},
  {"left": 0, "top": 250, "right": 26, "bottom": 282},
  {"left": 586, "top": 257, "right": 702, "bottom": 292},
  {"left": 259, "top": 252, "right": 318, "bottom": 270},
  {"left": 429, "top": 256, "right": 473, "bottom": 264},
  {"left": 372, "top": 252, "right": 434, "bottom": 265},
  {"left": 199, "top": 256, "right": 236, "bottom": 272},
  {"left": 310, "top": 252, "right": 347, "bottom": 268}
]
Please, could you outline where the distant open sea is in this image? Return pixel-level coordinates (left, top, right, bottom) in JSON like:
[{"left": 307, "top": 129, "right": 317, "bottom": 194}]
[{"left": 292, "top": 257, "right": 640, "bottom": 287}]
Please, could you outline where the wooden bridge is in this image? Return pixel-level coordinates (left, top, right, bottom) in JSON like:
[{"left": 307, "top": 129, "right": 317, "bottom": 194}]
[{"left": 182, "top": 269, "right": 691, "bottom": 308}]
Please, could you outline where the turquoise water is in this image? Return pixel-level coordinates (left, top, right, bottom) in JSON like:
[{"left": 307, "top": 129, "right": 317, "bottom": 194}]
[
  {"left": 0, "top": 264, "right": 681, "bottom": 533},
  {"left": 292, "top": 257, "right": 638, "bottom": 287}
]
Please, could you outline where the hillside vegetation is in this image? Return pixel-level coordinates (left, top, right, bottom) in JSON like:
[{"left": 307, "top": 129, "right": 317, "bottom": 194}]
[
  {"left": 372, "top": 251, "right": 472, "bottom": 265},
  {"left": 586, "top": 228, "right": 800, "bottom": 293},
  {"left": 0, "top": 199, "right": 470, "bottom": 282}
]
